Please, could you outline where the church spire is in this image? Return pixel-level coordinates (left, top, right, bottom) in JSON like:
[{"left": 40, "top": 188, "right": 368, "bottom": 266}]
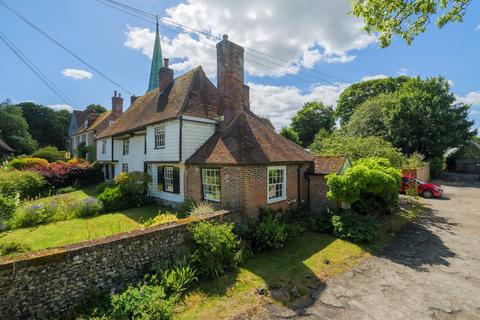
[{"left": 147, "top": 16, "right": 164, "bottom": 92}]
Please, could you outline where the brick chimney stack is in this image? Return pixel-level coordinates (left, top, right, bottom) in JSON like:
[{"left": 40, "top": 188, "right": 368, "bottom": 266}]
[
  {"left": 112, "top": 90, "right": 123, "bottom": 115},
  {"left": 158, "top": 58, "right": 174, "bottom": 93},
  {"left": 130, "top": 95, "right": 138, "bottom": 105},
  {"left": 217, "top": 34, "right": 248, "bottom": 123}
]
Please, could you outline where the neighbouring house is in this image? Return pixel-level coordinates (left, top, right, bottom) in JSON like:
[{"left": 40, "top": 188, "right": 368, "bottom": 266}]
[
  {"left": 69, "top": 95, "right": 124, "bottom": 160},
  {"left": 445, "top": 141, "right": 480, "bottom": 174},
  {"left": 306, "top": 156, "right": 351, "bottom": 213},
  {"left": 95, "top": 26, "right": 333, "bottom": 215},
  {"left": 0, "top": 137, "right": 15, "bottom": 159}
]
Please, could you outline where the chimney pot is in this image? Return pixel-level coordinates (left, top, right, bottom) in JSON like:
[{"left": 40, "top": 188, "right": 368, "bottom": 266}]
[
  {"left": 112, "top": 91, "right": 124, "bottom": 116},
  {"left": 223, "top": 34, "right": 228, "bottom": 41},
  {"left": 114, "top": 90, "right": 117, "bottom": 97},
  {"left": 164, "top": 58, "right": 169, "bottom": 68}
]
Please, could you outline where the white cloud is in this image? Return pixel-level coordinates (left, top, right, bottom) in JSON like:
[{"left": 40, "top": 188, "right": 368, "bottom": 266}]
[
  {"left": 447, "top": 80, "right": 455, "bottom": 88},
  {"left": 248, "top": 82, "right": 349, "bottom": 129},
  {"left": 457, "top": 91, "right": 480, "bottom": 106},
  {"left": 48, "top": 104, "right": 74, "bottom": 112},
  {"left": 361, "top": 74, "right": 388, "bottom": 81},
  {"left": 61, "top": 69, "right": 93, "bottom": 80},
  {"left": 124, "top": 0, "right": 376, "bottom": 77},
  {"left": 397, "top": 68, "right": 408, "bottom": 76},
  {"left": 475, "top": 24, "right": 480, "bottom": 31}
]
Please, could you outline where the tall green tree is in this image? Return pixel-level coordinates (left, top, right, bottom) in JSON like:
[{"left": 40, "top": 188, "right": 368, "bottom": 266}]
[
  {"left": 290, "top": 102, "right": 336, "bottom": 147},
  {"left": 346, "top": 94, "right": 391, "bottom": 138},
  {"left": 351, "top": 0, "right": 472, "bottom": 47},
  {"left": 85, "top": 104, "right": 107, "bottom": 114},
  {"left": 279, "top": 127, "right": 301, "bottom": 145},
  {"left": 18, "top": 102, "right": 71, "bottom": 150},
  {"left": 0, "top": 100, "right": 37, "bottom": 154},
  {"left": 384, "top": 77, "right": 476, "bottom": 158},
  {"left": 336, "top": 76, "right": 408, "bottom": 125}
]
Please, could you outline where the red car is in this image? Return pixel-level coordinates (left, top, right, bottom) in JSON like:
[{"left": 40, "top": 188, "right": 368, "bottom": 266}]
[{"left": 400, "top": 176, "right": 443, "bottom": 198}]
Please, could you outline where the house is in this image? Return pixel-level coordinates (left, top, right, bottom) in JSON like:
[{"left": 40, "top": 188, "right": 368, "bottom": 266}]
[
  {"left": 445, "top": 141, "right": 480, "bottom": 174},
  {"left": 96, "top": 28, "right": 333, "bottom": 215},
  {"left": 0, "top": 138, "right": 15, "bottom": 159},
  {"left": 306, "top": 156, "right": 351, "bottom": 213},
  {"left": 69, "top": 96, "right": 124, "bottom": 160}
]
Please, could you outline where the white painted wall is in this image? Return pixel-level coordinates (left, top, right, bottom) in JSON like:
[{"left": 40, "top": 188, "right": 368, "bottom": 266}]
[
  {"left": 146, "top": 120, "right": 180, "bottom": 162},
  {"left": 181, "top": 120, "right": 216, "bottom": 161},
  {"left": 96, "top": 138, "right": 112, "bottom": 161},
  {"left": 149, "top": 164, "right": 185, "bottom": 203}
]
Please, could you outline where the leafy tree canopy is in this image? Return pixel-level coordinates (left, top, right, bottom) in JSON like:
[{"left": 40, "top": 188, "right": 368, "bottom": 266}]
[
  {"left": 336, "top": 76, "right": 409, "bottom": 125},
  {"left": 312, "top": 134, "right": 405, "bottom": 169},
  {"left": 17, "top": 102, "right": 71, "bottom": 150},
  {"left": 85, "top": 104, "right": 107, "bottom": 114},
  {"left": 0, "top": 100, "right": 37, "bottom": 154},
  {"left": 346, "top": 94, "right": 392, "bottom": 138},
  {"left": 351, "top": 0, "right": 472, "bottom": 47},
  {"left": 290, "top": 101, "right": 336, "bottom": 147},
  {"left": 279, "top": 127, "right": 301, "bottom": 145}
]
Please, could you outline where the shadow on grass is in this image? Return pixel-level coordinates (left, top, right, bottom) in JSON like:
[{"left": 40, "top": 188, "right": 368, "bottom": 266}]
[{"left": 111, "top": 204, "right": 160, "bottom": 224}]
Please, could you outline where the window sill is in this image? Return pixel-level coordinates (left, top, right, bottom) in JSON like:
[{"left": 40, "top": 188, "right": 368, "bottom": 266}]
[
  {"left": 267, "top": 196, "right": 286, "bottom": 204},
  {"left": 154, "top": 147, "right": 166, "bottom": 150},
  {"left": 203, "top": 198, "right": 220, "bottom": 203}
]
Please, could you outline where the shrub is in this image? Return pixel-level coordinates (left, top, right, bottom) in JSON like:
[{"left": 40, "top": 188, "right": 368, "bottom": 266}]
[
  {"left": 73, "top": 197, "right": 104, "bottom": 218},
  {"left": 404, "top": 152, "right": 426, "bottom": 169},
  {"left": 308, "top": 209, "right": 334, "bottom": 233},
  {"left": 30, "top": 160, "right": 102, "bottom": 189},
  {"left": 252, "top": 213, "right": 288, "bottom": 251},
  {"left": 144, "top": 213, "right": 178, "bottom": 227},
  {"left": 331, "top": 210, "right": 378, "bottom": 243},
  {"left": 0, "top": 170, "right": 46, "bottom": 199},
  {"left": 189, "top": 221, "right": 244, "bottom": 278},
  {"left": 31, "top": 146, "right": 66, "bottom": 162},
  {"left": 0, "top": 194, "right": 19, "bottom": 230},
  {"left": 285, "top": 221, "right": 305, "bottom": 238},
  {"left": 95, "top": 181, "right": 114, "bottom": 195},
  {"left": 8, "top": 157, "right": 48, "bottom": 170},
  {"left": 97, "top": 186, "right": 128, "bottom": 212},
  {"left": 115, "top": 171, "right": 151, "bottom": 197},
  {"left": 155, "top": 258, "right": 198, "bottom": 296},
  {"left": 56, "top": 186, "right": 76, "bottom": 194},
  {"left": 189, "top": 201, "right": 215, "bottom": 217},
  {"left": 0, "top": 241, "right": 31, "bottom": 257},
  {"left": 111, "top": 284, "right": 174, "bottom": 320},
  {"left": 327, "top": 157, "right": 401, "bottom": 214},
  {"left": 429, "top": 157, "right": 445, "bottom": 178}
]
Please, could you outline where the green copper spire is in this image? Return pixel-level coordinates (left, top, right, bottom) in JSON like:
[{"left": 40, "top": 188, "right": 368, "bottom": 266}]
[{"left": 147, "top": 17, "right": 164, "bottom": 92}]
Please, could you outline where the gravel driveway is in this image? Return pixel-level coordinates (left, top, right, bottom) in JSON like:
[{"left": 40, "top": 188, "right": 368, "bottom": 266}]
[{"left": 269, "top": 182, "right": 480, "bottom": 320}]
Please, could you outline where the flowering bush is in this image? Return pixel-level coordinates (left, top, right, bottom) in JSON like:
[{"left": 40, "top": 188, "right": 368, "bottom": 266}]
[
  {"left": 8, "top": 157, "right": 48, "bottom": 170},
  {"left": 29, "top": 160, "right": 102, "bottom": 189}
]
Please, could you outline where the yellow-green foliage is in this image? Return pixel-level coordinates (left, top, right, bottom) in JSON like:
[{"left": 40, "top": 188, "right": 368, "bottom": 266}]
[
  {"left": 144, "top": 213, "right": 179, "bottom": 227},
  {"left": 327, "top": 157, "right": 401, "bottom": 206},
  {"left": 8, "top": 157, "right": 48, "bottom": 170}
]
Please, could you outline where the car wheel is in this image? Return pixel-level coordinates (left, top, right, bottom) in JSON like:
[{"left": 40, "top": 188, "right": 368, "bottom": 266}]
[{"left": 422, "top": 190, "right": 433, "bottom": 199}]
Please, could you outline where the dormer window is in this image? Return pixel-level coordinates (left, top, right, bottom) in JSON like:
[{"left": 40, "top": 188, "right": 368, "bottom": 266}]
[{"left": 154, "top": 125, "right": 165, "bottom": 149}]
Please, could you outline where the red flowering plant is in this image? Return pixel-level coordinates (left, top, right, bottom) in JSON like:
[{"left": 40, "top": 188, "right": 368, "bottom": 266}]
[{"left": 29, "top": 160, "right": 102, "bottom": 189}]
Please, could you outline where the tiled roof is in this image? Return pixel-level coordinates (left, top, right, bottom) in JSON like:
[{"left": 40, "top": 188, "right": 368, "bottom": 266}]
[
  {"left": 186, "top": 111, "right": 314, "bottom": 165},
  {"left": 0, "top": 138, "right": 15, "bottom": 152},
  {"left": 97, "top": 67, "right": 220, "bottom": 139},
  {"left": 73, "top": 110, "right": 87, "bottom": 126},
  {"left": 74, "top": 111, "right": 113, "bottom": 135},
  {"left": 311, "top": 156, "right": 348, "bottom": 175}
]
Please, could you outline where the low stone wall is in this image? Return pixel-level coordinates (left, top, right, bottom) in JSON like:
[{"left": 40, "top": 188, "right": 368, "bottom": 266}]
[{"left": 0, "top": 210, "right": 238, "bottom": 319}]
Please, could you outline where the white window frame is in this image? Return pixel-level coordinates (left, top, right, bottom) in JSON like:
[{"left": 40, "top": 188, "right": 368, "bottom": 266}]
[
  {"left": 123, "top": 139, "right": 129, "bottom": 155},
  {"left": 202, "top": 168, "right": 221, "bottom": 202},
  {"left": 154, "top": 125, "right": 166, "bottom": 149},
  {"left": 101, "top": 140, "right": 107, "bottom": 154},
  {"left": 267, "top": 166, "right": 287, "bottom": 204},
  {"left": 164, "top": 166, "right": 174, "bottom": 193},
  {"left": 122, "top": 163, "right": 129, "bottom": 173}
]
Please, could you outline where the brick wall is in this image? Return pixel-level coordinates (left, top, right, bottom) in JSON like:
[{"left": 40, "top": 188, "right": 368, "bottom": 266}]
[
  {"left": 0, "top": 210, "right": 236, "bottom": 319},
  {"left": 185, "top": 163, "right": 311, "bottom": 216},
  {"left": 308, "top": 175, "right": 332, "bottom": 213}
]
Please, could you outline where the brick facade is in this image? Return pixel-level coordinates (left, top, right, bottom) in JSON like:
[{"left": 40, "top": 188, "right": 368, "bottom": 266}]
[
  {"left": 308, "top": 175, "right": 332, "bottom": 213},
  {"left": 185, "top": 163, "right": 311, "bottom": 216}
]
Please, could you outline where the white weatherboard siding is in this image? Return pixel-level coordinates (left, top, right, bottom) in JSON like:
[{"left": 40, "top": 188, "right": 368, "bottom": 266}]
[
  {"left": 181, "top": 120, "right": 216, "bottom": 161},
  {"left": 150, "top": 164, "right": 185, "bottom": 203},
  {"left": 126, "top": 135, "right": 146, "bottom": 172},
  {"left": 96, "top": 138, "right": 112, "bottom": 161},
  {"left": 146, "top": 120, "right": 180, "bottom": 162}
]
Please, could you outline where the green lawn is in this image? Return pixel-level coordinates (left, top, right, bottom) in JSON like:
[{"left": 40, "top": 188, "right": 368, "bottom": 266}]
[
  {"left": 0, "top": 204, "right": 160, "bottom": 253},
  {"left": 22, "top": 186, "right": 98, "bottom": 206},
  {"left": 175, "top": 201, "right": 422, "bottom": 319}
]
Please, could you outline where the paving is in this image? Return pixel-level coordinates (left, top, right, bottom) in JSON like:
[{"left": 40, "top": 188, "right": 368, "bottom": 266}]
[{"left": 268, "top": 182, "right": 480, "bottom": 320}]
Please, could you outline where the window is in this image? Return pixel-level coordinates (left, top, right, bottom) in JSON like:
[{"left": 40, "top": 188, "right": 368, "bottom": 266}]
[
  {"left": 123, "top": 139, "right": 129, "bottom": 155},
  {"left": 154, "top": 125, "right": 165, "bottom": 149},
  {"left": 101, "top": 140, "right": 107, "bottom": 154},
  {"left": 122, "top": 163, "right": 129, "bottom": 173},
  {"left": 202, "top": 168, "right": 220, "bottom": 202},
  {"left": 267, "top": 166, "right": 286, "bottom": 203},
  {"left": 164, "top": 166, "right": 174, "bottom": 192}
]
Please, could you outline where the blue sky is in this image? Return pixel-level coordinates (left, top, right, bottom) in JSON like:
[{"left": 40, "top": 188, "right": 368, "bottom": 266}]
[{"left": 0, "top": 0, "right": 479, "bottom": 131}]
